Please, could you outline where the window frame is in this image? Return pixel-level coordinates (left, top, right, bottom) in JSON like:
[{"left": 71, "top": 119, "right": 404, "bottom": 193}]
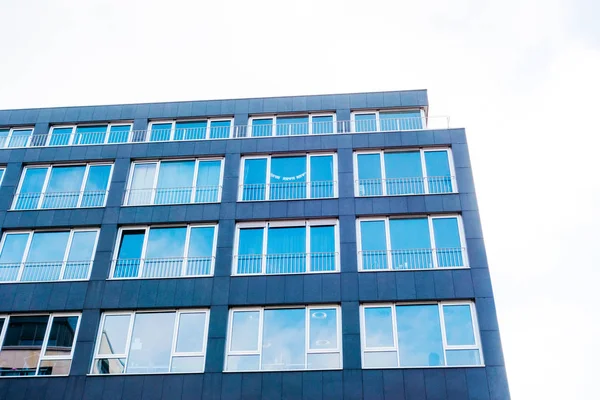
[
  {"left": 356, "top": 214, "right": 469, "bottom": 271},
  {"left": 353, "top": 148, "right": 457, "bottom": 197},
  {"left": 147, "top": 118, "right": 234, "bottom": 142},
  {"left": 248, "top": 113, "right": 337, "bottom": 137},
  {"left": 238, "top": 153, "right": 338, "bottom": 201},
  {"left": 90, "top": 309, "right": 210, "bottom": 375},
  {"left": 232, "top": 219, "right": 340, "bottom": 276},
  {"left": 224, "top": 304, "right": 343, "bottom": 372},
  {"left": 46, "top": 123, "right": 133, "bottom": 146},
  {"left": 359, "top": 301, "right": 484, "bottom": 369},
  {"left": 110, "top": 223, "right": 219, "bottom": 279},
  {"left": 0, "top": 312, "right": 82, "bottom": 377},
  {"left": 350, "top": 109, "right": 425, "bottom": 133},
  {"left": 11, "top": 162, "right": 114, "bottom": 210},
  {"left": 0, "top": 127, "right": 36, "bottom": 148},
  {"left": 0, "top": 228, "right": 100, "bottom": 283},
  {"left": 0, "top": 167, "right": 5, "bottom": 187}
]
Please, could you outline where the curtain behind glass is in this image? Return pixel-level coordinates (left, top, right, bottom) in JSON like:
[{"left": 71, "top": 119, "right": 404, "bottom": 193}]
[{"left": 266, "top": 226, "right": 306, "bottom": 274}]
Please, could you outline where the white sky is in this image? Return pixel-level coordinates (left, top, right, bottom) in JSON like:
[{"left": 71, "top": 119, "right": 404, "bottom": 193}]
[{"left": 1, "top": 0, "right": 599, "bottom": 398}]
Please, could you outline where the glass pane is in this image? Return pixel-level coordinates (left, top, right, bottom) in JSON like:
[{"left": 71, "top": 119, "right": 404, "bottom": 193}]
[
  {"left": 209, "top": 120, "right": 231, "bottom": 139},
  {"left": 126, "top": 312, "right": 176, "bottom": 374},
  {"left": 48, "top": 127, "right": 73, "bottom": 146},
  {"left": 357, "top": 154, "right": 382, "bottom": 196},
  {"left": 155, "top": 161, "right": 195, "bottom": 205},
  {"left": 363, "top": 307, "right": 394, "bottom": 348},
  {"left": 74, "top": 125, "right": 107, "bottom": 145},
  {"left": 360, "top": 220, "right": 388, "bottom": 270},
  {"left": 42, "top": 166, "right": 86, "bottom": 209},
  {"left": 144, "top": 227, "right": 187, "bottom": 277},
  {"left": 22, "top": 232, "right": 70, "bottom": 281},
  {"left": 310, "top": 155, "right": 334, "bottom": 198},
  {"left": 227, "top": 355, "right": 259, "bottom": 371},
  {"left": 424, "top": 151, "right": 453, "bottom": 193},
  {"left": 270, "top": 156, "right": 306, "bottom": 200},
  {"left": 276, "top": 116, "right": 309, "bottom": 136},
  {"left": 0, "top": 233, "right": 29, "bottom": 282},
  {"left": 384, "top": 152, "right": 424, "bottom": 195},
  {"left": 175, "top": 312, "right": 207, "bottom": 353},
  {"left": 38, "top": 359, "right": 72, "bottom": 376},
  {"left": 114, "top": 230, "right": 145, "bottom": 278},
  {"left": 266, "top": 226, "right": 306, "bottom": 274},
  {"left": 363, "top": 351, "right": 398, "bottom": 368},
  {"left": 107, "top": 125, "right": 130, "bottom": 143},
  {"left": 0, "top": 129, "right": 8, "bottom": 147},
  {"left": 196, "top": 160, "right": 221, "bottom": 203},
  {"left": 45, "top": 316, "right": 79, "bottom": 356},
  {"left": 0, "top": 316, "right": 48, "bottom": 376},
  {"left": 354, "top": 113, "right": 377, "bottom": 132},
  {"left": 396, "top": 305, "right": 444, "bottom": 367},
  {"left": 187, "top": 227, "right": 215, "bottom": 276},
  {"left": 251, "top": 118, "right": 273, "bottom": 137},
  {"left": 432, "top": 218, "right": 464, "bottom": 267},
  {"left": 242, "top": 158, "right": 267, "bottom": 201},
  {"left": 0, "top": 169, "right": 4, "bottom": 184},
  {"left": 149, "top": 123, "right": 172, "bottom": 142},
  {"left": 92, "top": 358, "right": 126, "bottom": 374},
  {"left": 15, "top": 167, "right": 48, "bottom": 210},
  {"left": 81, "top": 165, "right": 111, "bottom": 207},
  {"left": 443, "top": 305, "right": 476, "bottom": 346},
  {"left": 230, "top": 311, "right": 260, "bottom": 352},
  {"left": 174, "top": 121, "right": 207, "bottom": 140},
  {"left": 389, "top": 218, "right": 433, "bottom": 270},
  {"left": 309, "top": 308, "right": 337, "bottom": 350},
  {"left": 307, "top": 353, "right": 340, "bottom": 369},
  {"left": 171, "top": 356, "right": 204, "bottom": 372},
  {"left": 310, "top": 226, "right": 336, "bottom": 272},
  {"left": 98, "top": 315, "right": 131, "bottom": 355},
  {"left": 236, "top": 228, "right": 264, "bottom": 274},
  {"left": 262, "top": 308, "right": 305, "bottom": 370},
  {"left": 380, "top": 111, "right": 422, "bottom": 131},
  {"left": 312, "top": 115, "right": 334, "bottom": 134},
  {"left": 64, "top": 231, "right": 97, "bottom": 280},
  {"left": 446, "top": 349, "right": 481, "bottom": 366},
  {"left": 127, "top": 163, "right": 156, "bottom": 205},
  {"left": 8, "top": 129, "right": 33, "bottom": 148}
]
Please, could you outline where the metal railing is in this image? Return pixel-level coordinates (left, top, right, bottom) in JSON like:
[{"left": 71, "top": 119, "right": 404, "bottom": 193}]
[
  {"left": 111, "top": 257, "right": 214, "bottom": 278},
  {"left": 12, "top": 190, "right": 108, "bottom": 210},
  {"left": 240, "top": 181, "right": 336, "bottom": 201},
  {"left": 356, "top": 176, "right": 456, "bottom": 196},
  {"left": 124, "top": 186, "right": 221, "bottom": 206},
  {"left": 0, "top": 260, "right": 92, "bottom": 282},
  {"left": 0, "top": 116, "right": 450, "bottom": 149},
  {"left": 234, "top": 252, "right": 338, "bottom": 275},
  {"left": 359, "top": 247, "right": 467, "bottom": 270}
]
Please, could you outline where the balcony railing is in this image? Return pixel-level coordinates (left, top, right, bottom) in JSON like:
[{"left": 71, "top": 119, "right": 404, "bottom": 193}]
[
  {"left": 356, "top": 176, "right": 456, "bottom": 197},
  {"left": 240, "top": 181, "right": 336, "bottom": 201},
  {"left": 12, "top": 190, "right": 108, "bottom": 210},
  {"left": 0, "top": 116, "right": 450, "bottom": 149},
  {"left": 0, "top": 260, "right": 92, "bottom": 283},
  {"left": 111, "top": 257, "right": 214, "bottom": 279},
  {"left": 359, "top": 247, "right": 467, "bottom": 270},
  {"left": 234, "top": 252, "right": 338, "bottom": 275},
  {"left": 124, "top": 186, "right": 221, "bottom": 206}
]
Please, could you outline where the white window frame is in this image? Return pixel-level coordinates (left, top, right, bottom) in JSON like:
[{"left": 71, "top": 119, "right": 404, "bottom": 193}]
[
  {"left": 0, "top": 312, "right": 82, "bottom": 377},
  {"left": 248, "top": 113, "right": 337, "bottom": 137},
  {"left": 47, "top": 123, "right": 133, "bottom": 146},
  {"left": 350, "top": 109, "right": 426, "bottom": 133},
  {"left": 0, "top": 167, "right": 5, "bottom": 187},
  {"left": 353, "top": 148, "right": 457, "bottom": 197},
  {"left": 147, "top": 118, "right": 234, "bottom": 142},
  {"left": 0, "top": 228, "right": 100, "bottom": 283},
  {"left": 224, "top": 305, "right": 343, "bottom": 372},
  {"left": 90, "top": 309, "right": 210, "bottom": 375},
  {"left": 124, "top": 158, "right": 224, "bottom": 206},
  {"left": 0, "top": 127, "right": 35, "bottom": 148},
  {"left": 11, "top": 163, "right": 114, "bottom": 210},
  {"left": 110, "top": 223, "right": 219, "bottom": 279},
  {"left": 356, "top": 214, "right": 469, "bottom": 271},
  {"left": 360, "top": 301, "right": 484, "bottom": 369},
  {"left": 238, "top": 153, "right": 338, "bottom": 201},
  {"left": 232, "top": 219, "right": 340, "bottom": 275}
]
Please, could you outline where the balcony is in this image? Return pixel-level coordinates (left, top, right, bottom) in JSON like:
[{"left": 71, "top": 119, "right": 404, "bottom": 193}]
[
  {"left": 124, "top": 186, "right": 221, "bottom": 206},
  {"left": 359, "top": 247, "right": 467, "bottom": 271},
  {"left": 356, "top": 176, "right": 456, "bottom": 197},
  {"left": 239, "top": 181, "right": 336, "bottom": 201},
  {"left": 111, "top": 256, "right": 214, "bottom": 279},
  {"left": 12, "top": 190, "right": 108, "bottom": 210},
  {"left": 0, "top": 260, "right": 92, "bottom": 283},
  {"left": 234, "top": 252, "right": 338, "bottom": 275}
]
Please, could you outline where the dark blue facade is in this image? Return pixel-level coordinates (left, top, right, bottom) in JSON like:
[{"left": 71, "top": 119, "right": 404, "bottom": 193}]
[{"left": 0, "top": 90, "right": 510, "bottom": 399}]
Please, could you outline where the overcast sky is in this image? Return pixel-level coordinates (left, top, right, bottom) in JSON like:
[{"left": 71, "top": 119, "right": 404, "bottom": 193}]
[{"left": 1, "top": 1, "right": 599, "bottom": 398}]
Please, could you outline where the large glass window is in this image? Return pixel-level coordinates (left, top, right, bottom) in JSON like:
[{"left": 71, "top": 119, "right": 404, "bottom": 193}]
[
  {"left": 47, "top": 124, "right": 132, "bottom": 146},
  {"left": 357, "top": 215, "right": 467, "bottom": 271},
  {"left": 13, "top": 164, "right": 113, "bottom": 210},
  {"left": 0, "top": 313, "right": 80, "bottom": 376},
  {"left": 147, "top": 119, "right": 232, "bottom": 142},
  {"left": 234, "top": 220, "right": 338, "bottom": 275},
  {"left": 355, "top": 149, "right": 455, "bottom": 196},
  {"left": 0, "top": 127, "right": 35, "bottom": 148},
  {"left": 240, "top": 154, "right": 336, "bottom": 201},
  {"left": 352, "top": 110, "right": 424, "bottom": 132},
  {"left": 248, "top": 114, "right": 335, "bottom": 137},
  {"left": 0, "top": 229, "right": 98, "bottom": 283},
  {"left": 125, "top": 159, "right": 223, "bottom": 205},
  {"left": 225, "top": 306, "right": 341, "bottom": 372},
  {"left": 112, "top": 224, "right": 217, "bottom": 279},
  {"left": 361, "top": 302, "right": 482, "bottom": 368},
  {"left": 91, "top": 310, "right": 209, "bottom": 375}
]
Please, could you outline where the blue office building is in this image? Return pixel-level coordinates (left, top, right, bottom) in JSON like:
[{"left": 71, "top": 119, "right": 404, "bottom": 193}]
[{"left": 0, "top": 90, "right": 510, "bottom": 399}]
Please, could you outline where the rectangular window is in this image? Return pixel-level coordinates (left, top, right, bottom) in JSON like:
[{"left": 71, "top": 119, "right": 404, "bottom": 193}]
[
  {"left": 352, "top": 110, "right": 424, "bottom": 132},
  {"left": 357, "top": 215, "right": 467, "bottom": 271},
  {"left": 47, "top": 123, "right": 132, "bottom": 146},
  {"left": 125, "top": 158, "right": 223, "bottom": 206},
  {"left": 0, "top": 167, "right": 5, "bottom": 186},
  {"left": 0, "top": 127, "right": 36, "bottom": 148},
  {"left": 225, "top": 305, "right": 341, "bottom": 372},
  {"left": 248, "top": 114, "right": 336, "bottom": 137},
  {"left": 12, "top": 163, "right": 113, "bottom": 210},
  {"left": 239, "top": 154, "right": 337, "bottom": 201},
  {"left": 0, "top": 313, "right": 80, "bottom": 377},
  {"left": 0, "top": 229, "right": 99, "bottom": 283},
  {"left": 147, "top": 119, "right": 232, "bottom": 142},
  {"left": 360, "top": 302, "right": 483, "bottom": 368},
  {"left": 91, "top": 310, "right": 209, "bottom": 375},
  {"left": 234, "top": 220, "right": 339, "bottom": 275},
  {"left": 112, "top": 224, "right": 217, "bottom": 279},
  {"left": 355, "top": 149, "right": 455, "bottom": 196}
]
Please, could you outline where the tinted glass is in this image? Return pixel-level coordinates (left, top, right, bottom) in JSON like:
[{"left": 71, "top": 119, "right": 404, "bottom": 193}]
[
  {"left": 363, "top": 307, "right": 394, "bottom": 348},
  {"left": 175, "top": 312, "right": 207, "bottom": 353},
  {"left": 127, "top": 163, "right": 156, "bottom": 205},
  {"left": 67, "top": 232, "right": 97, "bottom": 260},
  {"left": 209, "top": 120, "right": 231, "bottom": 139},
  {"left": 446, "top": 349, "right": 481, "bottom": 366},
  {"left": 45, "top": 316, "right": 78, "bottom": 355},
  {"left": 270, "top": 156, "right": 306, "bottom": 200},
  {"left": 310, "top": 155, "right": 334, "bottom": 198},
  {"left": 81, "top": 165, "right": 112, "bottom": 207},
  {"left": 380, "top": 111, "right": 422, "bottom": 130},
  {"left": 187, "top": 226, "right": 215, "bottom": 275},
  {"left": 432, "top": 217, "right": 463, "bottom": 267},
  {"left": 310, "top": 225, "right": 336, "bottom": 272},
  {"left": 357, "top": 154, "right": 382, "bottom": 196},
  {"left": 196, "top": 160, "right": 221, "bottom": 203},
  {"left": 98, "top": 315, "right": 131, "bottom": 355},
  {"left": 384, "top": 152, "right": 424, "bottom": 195},
  {"left": 309, "top": 308, "right": 337, "bottom": 350},
  {"left": 48, "top": 127, "right": 73, "bottom": 146},
  {"left": 0, "top": 233, "right": 29, "bottom": 263},
  {"left": 389, "top": 218, "right": 433, "bottom": 270},
  {"left": 266, "top": 226, "right": 306, "bottom": 274},
  {"left": 276, "top": 116, "right": 309, "bottom": 136},
  {"left": 424, "top": 151, "right": 452, "bottom": 193},
  {"left": 237, "top": 228, "right": 264, "bottom": 274},
  {"left": 396, "top": 305, "right": 444, "bottom": 367},
  {"left": 443, "top": 305, "right": 476, "bottom": 346},
  {"left": 74, "top": 125, "right": 107, "bottom": 145},
  {"left": 117, "top": 231, "right": 145, "bottom": 259},
  {"left": 251, "top": 118, "right": 273, "bottom": 137},
  {"left": 3, "top": 316, "right": 49, "bottom": 347},
  {"left": 360, "top": 220, "right": 388, "bottom": 270},
  {"left": 354, "top": 113, "right": 377, "bottom": 132},
  {"left": 107, "top": 125, "right": 131, "bottom": 143},
  {"left": 242, "top": 158, "right": 267, "bottom": 201},
  {"left": 149, "top": 123, "right": 172, "bottom": 141},
  {"left": 26, "top": 232, "right": 69, "bottom": 262},
  {"left": 262, "top": 308, "right": 305, "bottom": 370},
  {"left": 230, "top": 311, "right": 260, "bottom": 352},
  {"left": 15, "top": 167, "right": 48, "bottom": 209},
  {"left": 126, "top": 312, "right": 176, "bottom": 373},
  {"left": 43, "top": 166, "right": 86, "bottom": 208},
  {"left": 146, "top": 227, "right": 187, "bottom": 258},
  {"left": 174, "top": 121, "right": 207, "bottom": 140},
  {"left": 155, "top": 160, "right": 195, "bottom": 204},
  {"left": 312, "top": 115, "right": 334, "bottom": 134}
]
